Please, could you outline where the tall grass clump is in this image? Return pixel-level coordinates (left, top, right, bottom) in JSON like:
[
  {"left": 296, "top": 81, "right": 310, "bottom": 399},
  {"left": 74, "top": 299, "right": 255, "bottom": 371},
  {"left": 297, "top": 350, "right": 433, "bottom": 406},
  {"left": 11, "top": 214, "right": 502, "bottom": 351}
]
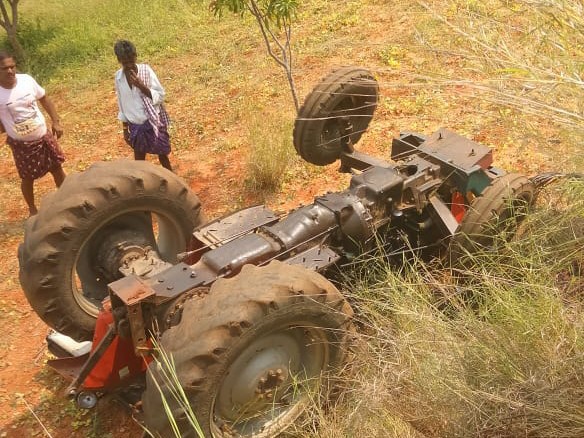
[
  {"left": 305, "top": 178, "right": 583, "bottom": 437},
  {"left": 244, "top": 110, "right": 297, "bottom": 194},
  {"left": 143, "top": 338, "right": 205, "bottom": 438}
]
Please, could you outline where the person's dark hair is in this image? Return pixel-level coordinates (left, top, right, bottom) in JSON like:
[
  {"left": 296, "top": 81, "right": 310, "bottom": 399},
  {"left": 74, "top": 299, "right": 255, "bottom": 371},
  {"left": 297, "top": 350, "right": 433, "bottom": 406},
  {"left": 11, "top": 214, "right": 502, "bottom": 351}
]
[
  {"left": 114, "top": 40, "right": 136, "bottom": 60},
  {"left": 0, "top": 50, "right": 14, "bottom": 62}
]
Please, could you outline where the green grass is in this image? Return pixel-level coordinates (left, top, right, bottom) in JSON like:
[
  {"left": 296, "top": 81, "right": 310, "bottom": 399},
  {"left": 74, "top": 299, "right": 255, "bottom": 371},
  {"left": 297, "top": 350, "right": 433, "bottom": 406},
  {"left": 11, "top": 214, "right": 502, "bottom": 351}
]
[
  {"left": 13, "top": 0, "right": 263, "bottom": 92},
  {"left": 145, "top": 338, "right": 205, "bottom": 438},
  {"left": 1, "top": 0, "right": 583, "bottom": 436},
  {"left": 322, "top": 178, "right": 584, "bottom": 438},
  {"left": 244, "top": 108, "right": 297, "bottom": 193}
]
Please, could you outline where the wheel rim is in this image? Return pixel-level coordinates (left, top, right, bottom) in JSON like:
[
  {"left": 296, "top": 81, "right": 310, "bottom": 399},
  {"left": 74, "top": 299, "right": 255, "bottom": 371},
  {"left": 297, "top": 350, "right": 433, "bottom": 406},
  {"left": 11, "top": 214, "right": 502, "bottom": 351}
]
[
  {"left": 72, "top": 208, "right": 188, "bottom": 317},
  {"left": 313, "top": 97, "right": 358, "bottom": 165},
  {"left": 211, "top": 323, "right": 329, "bottom": 437},
  {"left": 497, "top": 194, "right": 532, "bottom": 235},
  {"left": 319, "top": 117, "right": 344, "bottom": 156}
]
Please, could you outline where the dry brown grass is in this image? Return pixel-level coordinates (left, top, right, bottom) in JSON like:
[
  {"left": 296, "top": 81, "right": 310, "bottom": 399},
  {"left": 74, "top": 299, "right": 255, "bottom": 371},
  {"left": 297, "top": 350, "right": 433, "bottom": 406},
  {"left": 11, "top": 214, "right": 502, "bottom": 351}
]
[{"left": 0, "top": 0, "right": 582, "bottom": 436}]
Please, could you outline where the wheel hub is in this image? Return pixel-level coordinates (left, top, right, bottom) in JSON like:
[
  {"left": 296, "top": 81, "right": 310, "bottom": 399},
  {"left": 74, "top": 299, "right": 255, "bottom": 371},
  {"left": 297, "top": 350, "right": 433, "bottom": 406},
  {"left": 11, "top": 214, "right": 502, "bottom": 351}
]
[
  {"left": 221, "top": 337, "right": 295, "bottom": 417},
  {"left": 255, "top": 368, "right": 287, "bottom": 399},
  {"left": 96, "top": 230, "right": 154, "bottom": 282},
  {"left": 213, "top": 326, "right": 330, "bottom": 436}
]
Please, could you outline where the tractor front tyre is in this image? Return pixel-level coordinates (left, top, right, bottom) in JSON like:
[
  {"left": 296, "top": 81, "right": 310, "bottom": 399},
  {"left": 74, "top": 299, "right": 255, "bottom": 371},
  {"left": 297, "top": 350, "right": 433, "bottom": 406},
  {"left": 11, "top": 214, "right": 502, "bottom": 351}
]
[
  {"left": 293, "top": 66, "right": 379, "bottom": 166},
  {"left": 142, "top": 261, "right": 355, "bottom": 437},
  {"left": 18, "top": 160, "right": 203, "bottom": 341},
  {"left": 447, "top": 173, "right": 535, "bottom": 265}
]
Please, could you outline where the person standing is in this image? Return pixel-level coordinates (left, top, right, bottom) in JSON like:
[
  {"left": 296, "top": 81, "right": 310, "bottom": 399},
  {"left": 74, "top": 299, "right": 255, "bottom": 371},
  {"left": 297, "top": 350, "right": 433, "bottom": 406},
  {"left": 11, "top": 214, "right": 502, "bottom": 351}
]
[
  {"left": 0, "top": 51, "right": 66, "bottom": 216},
  {"left": 113, "top": 40, "right": 173, "bottom": 171}
]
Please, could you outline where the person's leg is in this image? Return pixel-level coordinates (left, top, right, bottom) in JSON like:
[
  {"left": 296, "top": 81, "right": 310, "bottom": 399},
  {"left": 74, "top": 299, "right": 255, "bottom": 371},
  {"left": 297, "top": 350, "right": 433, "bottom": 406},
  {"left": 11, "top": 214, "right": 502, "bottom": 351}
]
[
  {"left": 21, "top": 178, "right": 37, "bottom": 216},
  {"left": 158, "top": 154, "right": 172, "bottom": 171},
  {"left": 50, "top": 165, "right": 66, "bottom": 187},
  {"left": 134, "top": 150, "right": 146, "bottom": 161}
]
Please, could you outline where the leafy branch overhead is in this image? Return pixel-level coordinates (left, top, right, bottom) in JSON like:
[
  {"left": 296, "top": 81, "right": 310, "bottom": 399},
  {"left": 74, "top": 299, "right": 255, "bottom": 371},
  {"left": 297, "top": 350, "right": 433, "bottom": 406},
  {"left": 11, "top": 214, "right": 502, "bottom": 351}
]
[{"left": 209, "top": 0, "right": 301, "bottom": 111}]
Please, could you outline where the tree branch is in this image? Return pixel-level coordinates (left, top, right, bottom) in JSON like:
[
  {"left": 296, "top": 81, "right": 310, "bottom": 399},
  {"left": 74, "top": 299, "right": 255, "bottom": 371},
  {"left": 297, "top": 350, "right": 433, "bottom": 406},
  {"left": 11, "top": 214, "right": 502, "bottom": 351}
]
[
  {"left": 9, "top": 0, "right": 18, "bottom": 29},
  {"left": 0, "top": 1, "right": 11, "bottom": 30},
  {"left": 231, "top": 0, "right": 300, "bottom": 111},
  {"left": 248, "top": 1, "right": 287, "bottom": 70}
]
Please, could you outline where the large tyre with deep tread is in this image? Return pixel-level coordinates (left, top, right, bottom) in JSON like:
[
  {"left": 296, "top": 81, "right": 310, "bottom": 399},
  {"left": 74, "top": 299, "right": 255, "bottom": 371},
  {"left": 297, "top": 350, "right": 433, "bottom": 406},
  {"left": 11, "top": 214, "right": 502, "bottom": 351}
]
[
  {"left": 293, "top": 66, "right": 379, "bottom": 166},
  {"left": 447, "top": 173, "right": 535, "bottom": 264},
  {"left": 19, "top": 160, "right": 203, "bottom": 341},
  {"left": 142, "top": 261, "right": 354, "bottom": 437}
]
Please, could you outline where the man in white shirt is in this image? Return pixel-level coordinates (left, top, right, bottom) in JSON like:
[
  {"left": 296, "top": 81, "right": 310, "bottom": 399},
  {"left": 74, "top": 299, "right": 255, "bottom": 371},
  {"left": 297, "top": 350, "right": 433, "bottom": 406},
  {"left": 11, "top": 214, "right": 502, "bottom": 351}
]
[
  {"left": 114, "top": 40, "right": 172, "bottom": 171},
  {"left": 0, "top": 51, "right": 66, "bottom": 216}
]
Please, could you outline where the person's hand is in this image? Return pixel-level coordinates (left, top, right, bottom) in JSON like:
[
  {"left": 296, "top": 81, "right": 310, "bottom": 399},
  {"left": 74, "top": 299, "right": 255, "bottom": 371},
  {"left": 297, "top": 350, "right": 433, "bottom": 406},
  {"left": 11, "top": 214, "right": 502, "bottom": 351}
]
[
  {"left": 123, "top": 125, "right": 131, "bottom": 145},
  {"left": 125, "top": 68, "right": 151, "bottom": 98},
  {"left": 128, "top": 70, "right": 146, "bottom": 90},
  {"left": 52, "top": 121, "right": 63, "bottom": 139}
]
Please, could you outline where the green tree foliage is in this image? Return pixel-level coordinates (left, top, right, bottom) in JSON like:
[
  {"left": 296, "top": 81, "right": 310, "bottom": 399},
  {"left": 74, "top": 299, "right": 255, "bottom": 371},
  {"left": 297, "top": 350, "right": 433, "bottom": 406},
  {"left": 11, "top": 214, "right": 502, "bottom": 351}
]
[{"left": 209, "top": 0, "right": 301, "bottom": 111}]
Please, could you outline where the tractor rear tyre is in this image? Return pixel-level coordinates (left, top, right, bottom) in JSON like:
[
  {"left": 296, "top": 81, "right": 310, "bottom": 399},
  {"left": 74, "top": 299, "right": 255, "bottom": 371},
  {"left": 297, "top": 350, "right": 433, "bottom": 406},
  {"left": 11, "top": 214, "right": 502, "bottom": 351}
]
[
  {"left": 142, "top": 261, "right": 354, "bottom": 437},
  {"left": 18, "top": 160, "right": 203, "bottom": 341},
  {"left": 293, "top": 66, "right": 379, "bottom": 166},
  {"left": 448, "top": 173, "right": 535, "bottom": 264}
]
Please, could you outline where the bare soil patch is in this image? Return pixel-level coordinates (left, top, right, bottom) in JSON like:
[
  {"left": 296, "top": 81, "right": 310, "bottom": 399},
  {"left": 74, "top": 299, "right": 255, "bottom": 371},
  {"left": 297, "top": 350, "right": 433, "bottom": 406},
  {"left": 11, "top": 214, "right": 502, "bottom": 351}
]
[{"left": 0, "top": 2, "right": 572, "bottom": 436}]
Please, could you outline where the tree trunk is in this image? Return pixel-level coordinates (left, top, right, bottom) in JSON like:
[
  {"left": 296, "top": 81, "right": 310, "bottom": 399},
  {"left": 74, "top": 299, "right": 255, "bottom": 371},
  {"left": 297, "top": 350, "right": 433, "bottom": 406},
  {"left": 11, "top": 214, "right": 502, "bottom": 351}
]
[
  {"left": 7, "top": 30, "right": 25, "bottom": 65},
  {"left": 0, "top": 0, "right": 25, "bottom": 66}
]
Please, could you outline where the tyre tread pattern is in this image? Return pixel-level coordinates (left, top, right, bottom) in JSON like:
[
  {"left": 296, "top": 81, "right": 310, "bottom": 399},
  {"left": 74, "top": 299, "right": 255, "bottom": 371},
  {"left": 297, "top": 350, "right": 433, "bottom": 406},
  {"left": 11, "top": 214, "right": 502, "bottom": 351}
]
[
  {"left": 448, "top": 173, "right": 535, "bottom": 262},
  {"left": 19, "top": 160, "right": 203, "bottom": 341},
  {"left": 293, "top": 66, "right": 379, "bottom": 165},
  {"left": 142, "top": 261, "right": 354, "bottom": 437}
]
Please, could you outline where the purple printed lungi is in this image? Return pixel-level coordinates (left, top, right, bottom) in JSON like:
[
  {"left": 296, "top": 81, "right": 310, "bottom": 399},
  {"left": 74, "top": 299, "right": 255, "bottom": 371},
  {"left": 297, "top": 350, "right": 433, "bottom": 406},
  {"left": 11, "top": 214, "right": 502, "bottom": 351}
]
[
  {"left": 128, "top": 120, "right": 171, "bottom": 155},
  {"left": 7, "top": 132, "right": 65, "bottom": 180}
]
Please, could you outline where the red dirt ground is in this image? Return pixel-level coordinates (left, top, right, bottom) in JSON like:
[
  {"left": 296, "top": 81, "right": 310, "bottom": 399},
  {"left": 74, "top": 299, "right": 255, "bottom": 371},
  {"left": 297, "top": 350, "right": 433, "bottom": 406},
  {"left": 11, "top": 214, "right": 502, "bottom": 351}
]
[
  {"left": 0, "top": 6, "right": 569, "bottom": 436},
  {"left": 0, "top": 82, "right": 260, "bottom": 437},
  {"left": 0, "top": 61, "right": 343, "bottom": 437}
]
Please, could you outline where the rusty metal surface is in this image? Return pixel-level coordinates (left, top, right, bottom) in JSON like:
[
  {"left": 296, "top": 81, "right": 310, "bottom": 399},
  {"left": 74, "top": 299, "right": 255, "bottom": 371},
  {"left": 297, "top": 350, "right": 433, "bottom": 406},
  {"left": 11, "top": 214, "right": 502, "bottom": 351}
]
[
  {"left": 420, "top": 128, "right": 493, "bottom": 172},
  {"left": 125, "top": 301, "right": 148, "bottom": 353},
  {"left": 193, "top": 205, "right": 279, "bottom": 248},
  {"left": 108, "top": 276, "right": 156, "bottom": 354},
  {"left": 47, "top": 355, "right": 88, "bottom": 382},
  {"left": 284, "top": 245, "right": 341, "bottom": 271},
  {"left": 109, "top": 275, "right": 156, "bottom": 307},
  {"left": 146, "top": 262, "right": 207, "bottom": 298}
]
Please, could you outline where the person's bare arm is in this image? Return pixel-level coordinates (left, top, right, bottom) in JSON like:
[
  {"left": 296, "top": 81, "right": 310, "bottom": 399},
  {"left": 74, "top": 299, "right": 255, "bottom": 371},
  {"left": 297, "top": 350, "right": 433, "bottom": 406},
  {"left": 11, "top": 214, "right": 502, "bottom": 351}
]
[
  {"left": 39, "top": 95, "right": 63, "bottom": 138},
  {"left": 122, "top": 122, "right": 131, "bottom": 145}
]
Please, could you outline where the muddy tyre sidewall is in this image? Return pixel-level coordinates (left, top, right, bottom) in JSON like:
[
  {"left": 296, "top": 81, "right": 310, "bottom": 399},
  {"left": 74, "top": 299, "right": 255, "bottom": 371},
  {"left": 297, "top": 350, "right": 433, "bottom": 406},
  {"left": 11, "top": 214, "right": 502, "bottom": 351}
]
[
  {"left": 447, "top": 173, "right": 535, "bottom": 265},
  {"left": 142, "top": 261, "right": 354, "bottom": 437},
  {"left": 294, "top": 66, "right": 379, "bottom": 166},
  {"left": 19, "top": 160, "right": 203, "bottom": 341}
]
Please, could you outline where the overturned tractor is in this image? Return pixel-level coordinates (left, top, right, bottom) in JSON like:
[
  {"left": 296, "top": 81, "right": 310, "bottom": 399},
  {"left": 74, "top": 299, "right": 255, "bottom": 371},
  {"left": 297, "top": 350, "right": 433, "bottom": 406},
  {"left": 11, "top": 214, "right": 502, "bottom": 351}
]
[{"left": 19, "top": 67, "right": 545, "bottom": 437}]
